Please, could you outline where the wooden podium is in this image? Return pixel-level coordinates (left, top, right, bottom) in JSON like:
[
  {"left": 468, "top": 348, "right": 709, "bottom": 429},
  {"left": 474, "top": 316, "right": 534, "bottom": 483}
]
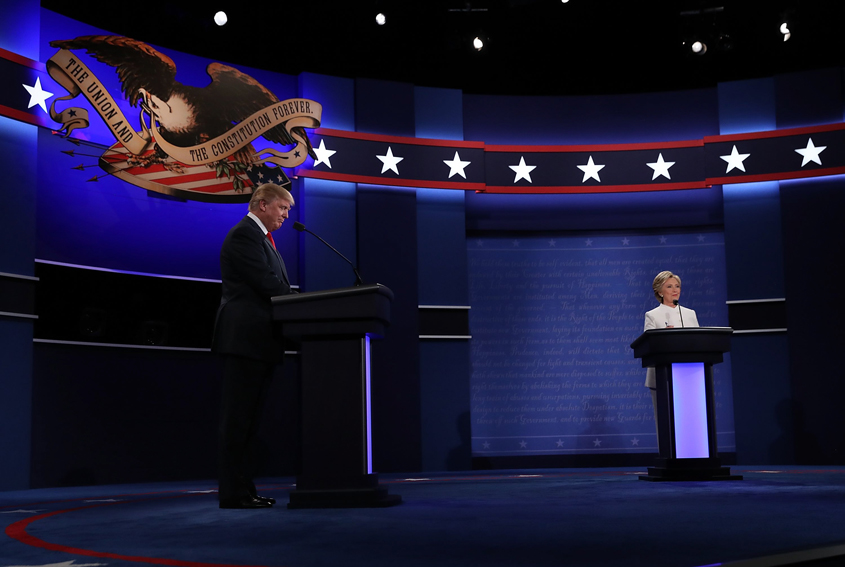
[
  {"left": 272, "top": 283, "right": 402, "bottom": 508},
  {"left": 630, "top": 327, "right": 742, "bottom": 481}
]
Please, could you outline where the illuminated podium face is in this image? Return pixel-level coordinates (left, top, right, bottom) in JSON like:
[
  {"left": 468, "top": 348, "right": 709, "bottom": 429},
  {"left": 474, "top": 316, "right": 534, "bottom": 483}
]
[{"left": 671, "top": 362, "right": 710, "bottom": 459}]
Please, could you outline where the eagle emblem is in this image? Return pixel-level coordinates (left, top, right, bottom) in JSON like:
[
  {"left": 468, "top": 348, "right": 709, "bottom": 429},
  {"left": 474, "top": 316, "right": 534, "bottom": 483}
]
[{"left": 46, "top": 35, "right": 322, "bottom": 202}]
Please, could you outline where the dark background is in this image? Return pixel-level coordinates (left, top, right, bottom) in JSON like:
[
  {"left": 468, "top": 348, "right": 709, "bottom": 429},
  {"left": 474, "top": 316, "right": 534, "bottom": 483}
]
[{"left": 41, "top": 0, "right": 845, "bottom": 96}]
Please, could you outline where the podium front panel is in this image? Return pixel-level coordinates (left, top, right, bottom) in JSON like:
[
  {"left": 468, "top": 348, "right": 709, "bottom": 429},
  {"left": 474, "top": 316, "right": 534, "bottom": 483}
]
[{"left": 672, "top": 362, "right": 709, "bottom": 459}]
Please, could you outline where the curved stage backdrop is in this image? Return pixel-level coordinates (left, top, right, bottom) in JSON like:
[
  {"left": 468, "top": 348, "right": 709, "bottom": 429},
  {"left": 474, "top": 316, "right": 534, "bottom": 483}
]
[{"left": 3, "top": 4, "right": 845, "bottom": 491}]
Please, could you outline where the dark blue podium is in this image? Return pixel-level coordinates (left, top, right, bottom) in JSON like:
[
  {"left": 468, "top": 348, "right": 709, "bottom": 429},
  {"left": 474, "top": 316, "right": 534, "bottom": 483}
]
[
  {"left": 272, "top": 283, "right": 402, "bottom": 507},
  {"left": 631, "top": 327, "right": 742, "bottom": 481}
]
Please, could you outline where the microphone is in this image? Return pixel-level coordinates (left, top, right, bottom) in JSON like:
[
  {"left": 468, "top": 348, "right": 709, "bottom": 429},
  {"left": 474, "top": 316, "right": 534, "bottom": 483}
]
[
  {"left": 673, "top": 299, "right": 685, "bottom": 327},
  {"left": 293, "top": 221, "right": 364, "bottom": 286}
]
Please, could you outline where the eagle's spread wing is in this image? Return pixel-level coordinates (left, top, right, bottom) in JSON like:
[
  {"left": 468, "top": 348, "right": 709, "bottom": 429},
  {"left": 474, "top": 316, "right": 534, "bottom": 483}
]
[
  {"left": 49, "top": 35, "right": 177, "bottom": 107},
  {"left": 203, "top": 64, "right": 300, "bottom": 148}
]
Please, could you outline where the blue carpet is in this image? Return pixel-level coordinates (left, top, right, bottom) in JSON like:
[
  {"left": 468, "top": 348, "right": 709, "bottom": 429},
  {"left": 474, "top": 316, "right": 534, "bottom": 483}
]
[{"left": 3, "top": 467, "right": 845, "bottom": 567}]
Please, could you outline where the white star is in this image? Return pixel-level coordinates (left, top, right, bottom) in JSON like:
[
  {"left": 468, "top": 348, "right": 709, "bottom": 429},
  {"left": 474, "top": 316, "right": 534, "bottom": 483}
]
[
  {"left": 476, "top": 240, "right": 484, "bottom": 247},
  {"left": 482, "top": 441, "right": 491, "bottom": 449},
  {"left": 646, "top": 153, "right": 675, "bottom": 180},
  {"left": 622, "top": 238, "right": 630, "bottom": 245},
  {"left": 720, "top": 145, "right": 751, "bottom": 173},
  {"left": 312, "top": 139, "right": 337, "bottom": 168},
  {"left": 443, "top": 151, "right": 471, "bottom": 179},
  {"left": 794, "top": 138, "right": 826, "bottom": 167},
  {"left": 593, "top": 438, "right": 602, "bottom": 447},
  {"left": 512, "top": 240, "right": 520, "bottom": 247},
  {"left": 577, "top": 156, "right": 605, "bottom": 183},
  {"left": 556, "top": 439, "right": 564, "bottom": 447},
  {"left": 519, "top": 440, "right": 528, "bottom": 448},
  {"left": 548, "top": 239, "right": 557, "bottom": 247},
  {"left": 509, "top": 156, "right": 536, "bottom": 183},
  {"left": 697, "top": 234, "right": 705, "bottom": 242},
  {"left": 631, "top": 438, "right": 640, "bottom": 446},
  {"left": 23, "top": 77, "right": 54, "bottom": 113},
  {"left": 377, "top": 146, "right": 404, "bottom": 175},
  {"left": 585, "top": 239, "right": 593, "bottom": 246},
  {"left": 659, "top": 236, "right": 667, "bottom": 244}
]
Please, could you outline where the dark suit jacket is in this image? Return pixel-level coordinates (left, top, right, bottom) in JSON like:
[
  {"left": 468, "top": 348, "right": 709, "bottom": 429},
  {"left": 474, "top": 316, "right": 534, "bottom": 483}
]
[{"left": 212, "top": 215, "right": 292, "bottom": 364}]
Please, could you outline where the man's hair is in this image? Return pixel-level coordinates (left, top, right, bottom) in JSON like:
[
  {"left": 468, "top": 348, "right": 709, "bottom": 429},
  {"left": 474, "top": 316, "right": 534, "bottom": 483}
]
[{"left": 248, "top": 183, "right": 295, "bottom": 211}]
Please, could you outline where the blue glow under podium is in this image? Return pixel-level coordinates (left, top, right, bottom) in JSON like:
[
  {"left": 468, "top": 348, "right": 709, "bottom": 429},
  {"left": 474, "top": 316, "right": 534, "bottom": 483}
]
[
  {"left": 631, "top": 327, "right": 742, "bottom": 481},
  {"left": 272, "top": 284, "right": 402, "bottom": 507}
]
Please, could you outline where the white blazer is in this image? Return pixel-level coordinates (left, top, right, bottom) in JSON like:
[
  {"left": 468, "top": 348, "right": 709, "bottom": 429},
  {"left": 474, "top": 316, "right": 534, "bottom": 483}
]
[{"left": 643, "top": 303, "right": 699, "bottom": 388}]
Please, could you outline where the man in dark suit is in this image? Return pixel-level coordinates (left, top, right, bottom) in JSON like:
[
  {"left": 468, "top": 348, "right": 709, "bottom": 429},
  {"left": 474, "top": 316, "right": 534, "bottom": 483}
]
[{"left": 212, "top": 182, "right": 295, "bottom": 509}]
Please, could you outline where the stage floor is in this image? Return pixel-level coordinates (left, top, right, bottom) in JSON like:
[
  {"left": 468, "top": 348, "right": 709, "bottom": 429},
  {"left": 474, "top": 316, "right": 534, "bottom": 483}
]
[{"left": 3, "top": 467, "right": 845, "bottom": 567}]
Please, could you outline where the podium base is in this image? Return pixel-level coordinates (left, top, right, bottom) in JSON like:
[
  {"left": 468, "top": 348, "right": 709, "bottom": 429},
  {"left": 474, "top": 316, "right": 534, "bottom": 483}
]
[
  {"left": 287, "top": 486, "right": 402, "bottom": 509},
  {"left": 639, "top": 466, "right": 742, "bottom": 482}
]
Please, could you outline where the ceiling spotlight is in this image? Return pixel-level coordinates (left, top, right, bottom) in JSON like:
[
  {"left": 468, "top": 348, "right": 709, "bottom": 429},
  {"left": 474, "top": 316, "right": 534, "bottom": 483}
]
[
  {"left": 691, "top": 41, "right": 707, "bottom": 54},
  {"left": 214, "top": 11, "right": 227, "bottom": 26},
  {"left": 780, "top": 22, "right": 791, "bottom": 41},
  {"left": 561, "top": 0, "right": 570, "bottom": 3},
  {"left": 473, "top": 36, "right": 484, "bottom": 51},
  {"left": 716, "top": 33, "right": 733, "bottom": 52},
  {"left": 376, "top": 12, "right": 386, "bottom": 26}
]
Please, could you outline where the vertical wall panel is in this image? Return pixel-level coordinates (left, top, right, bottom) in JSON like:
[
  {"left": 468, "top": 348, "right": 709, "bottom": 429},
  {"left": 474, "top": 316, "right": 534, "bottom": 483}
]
[
  {"left": 717, "top": 77, "right": 776, "bottom": 135},
  {"left": 775, "top": 69, "right": 844, "bottom": 129},
  {"left": 0, "top": 0, "right": 39, "bottom": 58},
  {"left": 722, "top": 182, "right": 785, "bottom": 300},
  {"left": 0, "top": 116, "right": 37, "bottom": 490},
  {"left": 414, "top": 85, "right": 472, "bottom": 471},
  {"left": 414, "top": 86, "right": 464, "bottom": 141},
  {"left": 419, "top": 341, "right": 472, "bottom": 471},
  {"left": 298, "top": 178, "right": 358, "bottom": 292},
  {"left": 299, "top": 72, "right": 355, "bottom": 131},
  {"left": 780, "top": 175, "right": 845, "bottom": 463},
  {"left": 357, "top": 186, "right": 421, "bottom": 473},
  {"left": 730, "top": 334, "right": 793, "bottom": 464},
  {"left": 296, "top": 74, "right": 358, "bottom": 292},
  {"left": 718, "top": 76, "right": 789, "bottom": 465},
  {"left": 355, "top": 78, "right": 415, "bottom": 136}
]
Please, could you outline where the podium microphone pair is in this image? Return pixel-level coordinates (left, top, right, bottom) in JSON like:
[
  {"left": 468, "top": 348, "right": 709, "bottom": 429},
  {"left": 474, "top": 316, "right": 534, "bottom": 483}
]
[
  {"left": 673, "top": 299, "right": 685, "bottom": 327},
  {"left": 293, "top": 221, "right": 364, "bottom": 286}
]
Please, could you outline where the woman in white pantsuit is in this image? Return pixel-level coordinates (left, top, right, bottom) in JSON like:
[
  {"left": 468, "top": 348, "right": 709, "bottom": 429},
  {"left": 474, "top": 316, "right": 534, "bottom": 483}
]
[{"left": 643, "top": 271, "right": 700, "bottom": 442}]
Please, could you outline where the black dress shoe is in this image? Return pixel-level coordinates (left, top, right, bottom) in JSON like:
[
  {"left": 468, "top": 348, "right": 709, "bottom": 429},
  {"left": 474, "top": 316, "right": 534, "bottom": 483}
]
[
  {"left": 254, "top": 495, "right": 276, "bottom": 505},
  {"left": 219, "top": 496, "right": 273, "bottom": 509}
]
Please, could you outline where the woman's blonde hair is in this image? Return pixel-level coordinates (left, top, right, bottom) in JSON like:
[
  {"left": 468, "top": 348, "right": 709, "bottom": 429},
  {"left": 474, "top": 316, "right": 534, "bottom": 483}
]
[{"left": 652, "top": 270, "right": 681, "bottom": 303}]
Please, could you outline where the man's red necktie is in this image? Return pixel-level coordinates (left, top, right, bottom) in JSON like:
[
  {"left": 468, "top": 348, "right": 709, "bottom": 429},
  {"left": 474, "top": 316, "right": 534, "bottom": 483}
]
[{"left": 267, "top": 232, "right": 276, "bottom": 249}]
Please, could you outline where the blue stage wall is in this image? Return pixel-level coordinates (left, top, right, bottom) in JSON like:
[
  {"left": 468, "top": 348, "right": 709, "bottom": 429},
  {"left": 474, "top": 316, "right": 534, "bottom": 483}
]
[
  {"left": 0, "top": 115, "right": 38, "bottom": 491},
  {"left": 463, "top": 88, "right": 720, "bottom": 145},
  {"left": 2, "top": 6, "right": 845, "bottom": 490},
  {"left": 780, "top": 175, "right": 845, "bottom": 463},
  {"left": 467, "top": 230, "right": 733, "bottom": 456},
  {"left": 414, "top": 85, "right": 472, "bottom": 471}
]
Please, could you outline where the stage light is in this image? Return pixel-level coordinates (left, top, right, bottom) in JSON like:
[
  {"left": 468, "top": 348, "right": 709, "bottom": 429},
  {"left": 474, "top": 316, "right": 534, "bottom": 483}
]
[
  {"left": 691, "top": 41, "right": 707, "bottom": 54},
  {"left": 214, "top": 11, "right": 227, "bottom": 26},
  {"left": 780, "top": 22, "right": 791, "bottom": 41},
  {"left": 473, "top": 37, "right": 484, "bottom": 51},
  {"left": 376, "top": 12, "right": 386, "bottom": 25},
  {"left": 716, "top": 33, "right": 733, "bottom": 52}
]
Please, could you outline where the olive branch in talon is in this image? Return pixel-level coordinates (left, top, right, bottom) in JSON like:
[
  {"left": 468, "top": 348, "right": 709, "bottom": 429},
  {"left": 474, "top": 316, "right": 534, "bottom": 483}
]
[{"left": 212, "top": 159, "right": 251, "bottom": 192}]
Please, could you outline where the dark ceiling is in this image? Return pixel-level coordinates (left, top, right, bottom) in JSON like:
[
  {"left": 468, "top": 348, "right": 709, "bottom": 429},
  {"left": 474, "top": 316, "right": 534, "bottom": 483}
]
[{"left": 41, "top": 0, "right": 845, "bottom": 96}]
